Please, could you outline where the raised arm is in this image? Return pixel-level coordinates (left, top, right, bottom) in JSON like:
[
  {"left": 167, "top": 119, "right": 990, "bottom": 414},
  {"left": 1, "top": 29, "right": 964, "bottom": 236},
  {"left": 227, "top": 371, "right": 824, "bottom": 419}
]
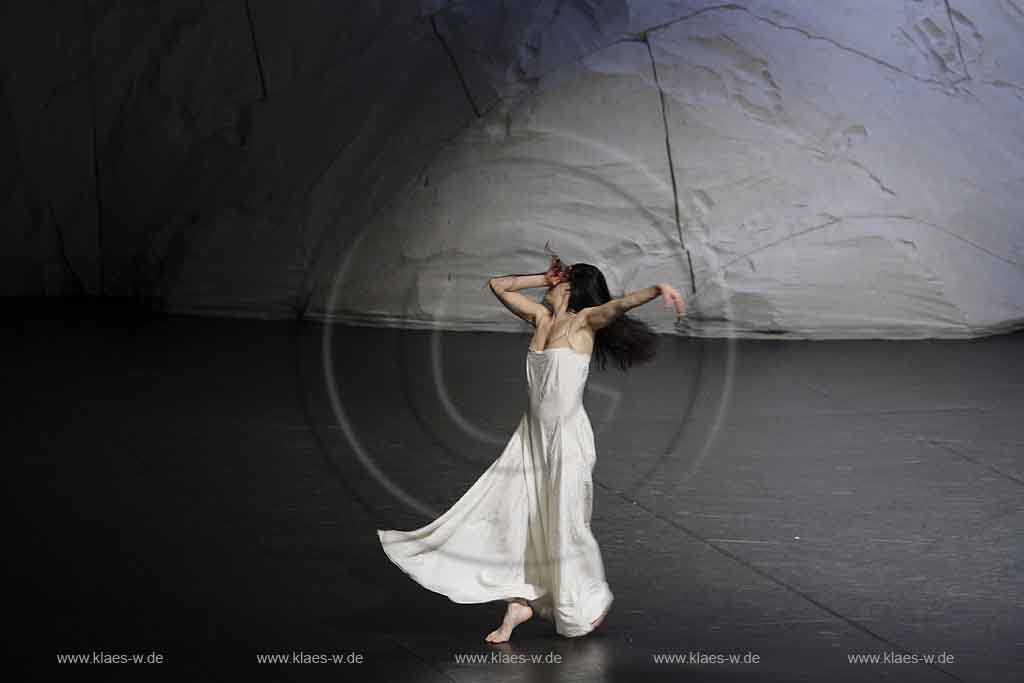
[
  {"left": 488, "top": 273, "right": 551, "bottom": 326},
  {"left": 488, "top": 256, "right": 568, "bottom": 326},
  {"left": 584, "top": 282, "right": 686, "bottom": 331}
]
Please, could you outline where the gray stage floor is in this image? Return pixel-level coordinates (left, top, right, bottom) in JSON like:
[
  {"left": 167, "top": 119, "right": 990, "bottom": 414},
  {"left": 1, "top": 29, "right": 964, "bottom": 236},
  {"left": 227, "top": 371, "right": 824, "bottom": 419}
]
[{"left": 9, "top": 307, "right": 1022, "bottom": 682}]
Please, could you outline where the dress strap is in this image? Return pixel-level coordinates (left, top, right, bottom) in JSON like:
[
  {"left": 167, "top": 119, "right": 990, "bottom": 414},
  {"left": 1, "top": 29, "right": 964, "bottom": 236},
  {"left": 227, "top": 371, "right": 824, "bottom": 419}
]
[{"left": 548, "top": 312, "right": 577, "bottom": 349}]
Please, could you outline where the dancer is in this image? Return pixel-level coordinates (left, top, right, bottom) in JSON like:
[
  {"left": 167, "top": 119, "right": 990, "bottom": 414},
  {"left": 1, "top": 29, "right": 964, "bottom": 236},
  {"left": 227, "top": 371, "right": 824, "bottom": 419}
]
[{"left": 377, "top": 249, "right": 686, "bottom": 642}]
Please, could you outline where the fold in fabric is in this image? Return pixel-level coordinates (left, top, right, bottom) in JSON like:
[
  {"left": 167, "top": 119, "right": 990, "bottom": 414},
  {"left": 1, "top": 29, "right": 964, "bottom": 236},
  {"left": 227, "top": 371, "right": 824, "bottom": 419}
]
[{"left": 378, "top": 347, "right": 613, "bottom": 637}]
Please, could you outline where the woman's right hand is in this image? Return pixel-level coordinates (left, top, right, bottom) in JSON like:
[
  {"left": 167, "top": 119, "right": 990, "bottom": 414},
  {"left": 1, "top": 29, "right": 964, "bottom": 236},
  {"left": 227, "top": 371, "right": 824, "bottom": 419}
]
[
  {"left": 658, "top": 283, "right": 686, "bottom": 317},
  {"left": 544, "top": 255, "right": 569, "bottom": 286},
  {"left": 542, "top": 240, "right": 571, "bottom": 286}
]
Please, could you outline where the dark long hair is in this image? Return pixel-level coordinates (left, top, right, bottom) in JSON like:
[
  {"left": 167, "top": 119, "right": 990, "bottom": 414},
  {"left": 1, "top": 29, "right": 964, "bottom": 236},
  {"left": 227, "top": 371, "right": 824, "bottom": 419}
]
[{"left": 566, "top": 263, "right": 658, "bottom": 371}]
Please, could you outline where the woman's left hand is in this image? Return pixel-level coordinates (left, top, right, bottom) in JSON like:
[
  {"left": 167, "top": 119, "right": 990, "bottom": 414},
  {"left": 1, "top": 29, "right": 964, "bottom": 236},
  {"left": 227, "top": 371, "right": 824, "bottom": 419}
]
[{"left": 544, "top": 255, "right": 568, "bottom": 286}]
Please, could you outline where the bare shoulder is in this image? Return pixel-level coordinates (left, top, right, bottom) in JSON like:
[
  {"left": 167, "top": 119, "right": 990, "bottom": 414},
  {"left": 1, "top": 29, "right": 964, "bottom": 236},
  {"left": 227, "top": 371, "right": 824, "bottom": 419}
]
[
  {"left": 569, "top": 309, "right": 596, "bottom": 352},
  {"left": 577, "top": 304, "right": 614, "bottom": 331},
  {"left": 572, "top": 309, "right": 596, "bottom": 336}
]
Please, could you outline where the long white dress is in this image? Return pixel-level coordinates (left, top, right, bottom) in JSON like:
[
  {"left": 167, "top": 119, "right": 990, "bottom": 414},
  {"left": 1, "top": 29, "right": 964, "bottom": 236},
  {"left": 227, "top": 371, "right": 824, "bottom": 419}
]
[{"left": 377, "top": 330, "right": 614, "bottom": 637}]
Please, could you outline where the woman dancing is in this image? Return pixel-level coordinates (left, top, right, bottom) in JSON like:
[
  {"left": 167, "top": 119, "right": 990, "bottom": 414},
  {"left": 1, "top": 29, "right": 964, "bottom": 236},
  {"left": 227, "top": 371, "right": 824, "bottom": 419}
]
[{"left": 377, "top": 249, "right": 686, "bottom": 642}]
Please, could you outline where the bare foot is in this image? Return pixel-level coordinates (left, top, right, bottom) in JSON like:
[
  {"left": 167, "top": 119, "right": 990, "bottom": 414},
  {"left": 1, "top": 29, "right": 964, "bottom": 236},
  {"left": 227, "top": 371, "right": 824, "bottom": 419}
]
[{"left": 485, "top": 601, "right": 534, "bottom": 643}]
